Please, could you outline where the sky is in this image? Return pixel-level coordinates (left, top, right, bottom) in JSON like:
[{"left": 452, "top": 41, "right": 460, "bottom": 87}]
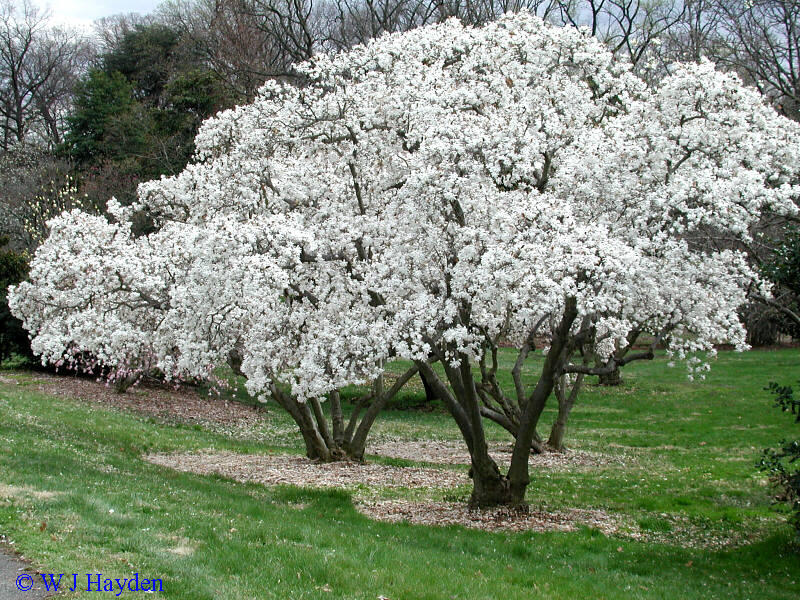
[{"left": 46, "top": 0, "right": 164, "bottom": 30}]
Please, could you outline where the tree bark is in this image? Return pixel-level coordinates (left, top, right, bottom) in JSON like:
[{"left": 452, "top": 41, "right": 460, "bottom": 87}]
[
  {"left": 348, "top": 366, "right": 419, "bottom": 459},
  {"left": 468, "top": 461, "right": 514, "bottom": 509},
  {"left": 227, "top": 349, "right": 245, "bottom": 376},
  {"left": 113, "top": 374, "right": 137, "bottom": 394},
  {"left": 329, "top": 390, "right": 345, "bottom": 446},
  {"left": 547, "top": 373, "right": 584, "bottom": 451},
  {"left": 270, "top": 384, "right": 330, "bottom": 461},
  {"left": 478, "top": 405, "right": 546, "bottom": 454},
  {"left": 296, "top": 398, "right": 332, "bottom": 462},
  {"left": 268, "top": 367, "right": 416, "bottom": 462},
  {"left": 417, "top": 358, "right": 514, "bottom": 508},
  {"left": 419, "top": 369, "right": 439, "bottom": 402},
  {"left": 507, "top": 297, "right": 579, "bottom": 504},
  {"left": 598, "top": 365, "right": 621, "bottom": 386},
  {"left": 310, "top": 397, "right": 335, "bottom": 449}
]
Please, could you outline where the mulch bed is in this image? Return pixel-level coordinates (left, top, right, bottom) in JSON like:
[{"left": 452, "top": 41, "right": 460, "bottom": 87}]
[
  {"left": 355, "top": 500, "right": 630, "bottom": 535},
  {"left": 144, "top": 450, "right": 634, "bottom": 535},
  {"left": 28, "top": 372, "right": 265, "bottom": 429},
  {"left": 144, "top": 451, "right": 468, "bottom": 489},
  {"left": 367, "top": 439, "right": 624, "bottom": 468}
]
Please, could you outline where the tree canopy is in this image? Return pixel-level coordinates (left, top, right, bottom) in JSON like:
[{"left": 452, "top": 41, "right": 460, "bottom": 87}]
[{"left": 10, "top": 12, "right": 800, "bottom": 506}]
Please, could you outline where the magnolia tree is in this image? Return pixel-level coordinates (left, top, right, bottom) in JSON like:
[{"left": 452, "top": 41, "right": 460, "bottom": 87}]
[
  {"left": 11, "top": 12, "right": 800, "bottom": 507},
  {"left": 9, "top": 204, "right": 415, "bottom": 459},
  {"left": 8, "top": 209, "right": 165, "bottom": 389}
]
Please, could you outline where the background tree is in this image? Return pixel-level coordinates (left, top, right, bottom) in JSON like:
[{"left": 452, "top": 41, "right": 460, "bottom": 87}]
[
  {"left": 0, "top": 0, "right": 91, "bottom": 149},
  {"left": 64, "top": 69, "right": 144, "bottom": 167},
  {"left": 750, "top": 226, "right": 800, "bottom": 339},
  {"left": 101, "top": 22, "right": 183, "bottom": 104},
  {"left": 63, "top": 19, "right": 229, "bottom": 210},
  {"left": 62, "top": 69, "right": 147, "bottom": 206},
  {"left": 161, "top": 0, "right": 292, "bottom": 100},
  {"left": 0, "top": 143, "right": 93, "bottom": 250},
  {"left": 712, "top": 0, "right": 800, "bottom": 120},
  {"left": 551, "top": 0, "right": 686, "bottom": 68},
  {"left": 99, "top": 22, "right": 228, "bottom": 175}
]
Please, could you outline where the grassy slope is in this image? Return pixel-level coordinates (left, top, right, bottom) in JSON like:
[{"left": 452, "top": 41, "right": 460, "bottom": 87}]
[{"left": 0, "top": 349, "right": 798, "bottom": 599}]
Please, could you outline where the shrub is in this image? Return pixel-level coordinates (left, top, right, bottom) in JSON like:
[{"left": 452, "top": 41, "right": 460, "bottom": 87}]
[
  {"left": 0, "top": 236, "right": 32, "bottom": 364},
  {"left": 758, "top": 382, "right": 800, "bottom": 545}
]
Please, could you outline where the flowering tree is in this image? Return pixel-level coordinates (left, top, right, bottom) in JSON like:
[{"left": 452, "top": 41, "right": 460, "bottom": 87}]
[
  {"left": 11, "top": 12, "right": 800, "bottom": 506},
  {"left": 8, "top": 208, "right": 170, "bottom": 390},
  {"left": 8, "top": 203, "right": 415, "bottom": 459},
  {"left": 184, "top": 13, "right": 796, "bottom": 507}
]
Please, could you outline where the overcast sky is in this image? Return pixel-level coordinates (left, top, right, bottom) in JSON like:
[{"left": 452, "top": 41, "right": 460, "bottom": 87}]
[{"left": 46, "top": 0, "right": 164, "bottom": 30}]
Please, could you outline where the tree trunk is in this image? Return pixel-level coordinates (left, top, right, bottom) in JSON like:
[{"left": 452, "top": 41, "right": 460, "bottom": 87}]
[
  {"left": 598, "top": 366, "right": 621, "bottom": 386},
  {"left": 468, "top": 462, "right": 515, "bottom": 509},
  {"left": 547, "top": 373, "right": 584, "bottom": 451},
  {"left": 507, "top": 298, "right": 579, "bottom": 504},
  {"left": 548, "top": 409, "right": 569, "bottom": 451},
  {"left": 114, "top": 374, "right": 137, "bottom": 393},
  {"left": 329, "top": 390, "right": 345, "bottom": 446},
  {"left": 269, "top": 368, "right": 417, "bottom": 462},
  {"left": 227, "top": 349, "right": 245, "bottom": 377},
  {"left": 296, "top": 400, "right": 332, "bottom": 462},
  {"left": 270, "top": 384, "right": 332, "bottom": 461},
  {"left": 419, "top": 370, "right": 439, "bottom": 402},
  {"left": 547, "top": 393, "right": 571, "bottom": 452},
  {"left": 347, "top": 367, "right": 419, "bottom": 460},
  {"left": 416, "top": 357, "right": 518, "bottom": 509}
]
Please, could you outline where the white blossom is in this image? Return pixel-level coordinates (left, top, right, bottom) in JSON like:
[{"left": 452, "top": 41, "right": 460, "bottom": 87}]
[{"left": 10, "top": 12, "right": 800, "bottom": 401}]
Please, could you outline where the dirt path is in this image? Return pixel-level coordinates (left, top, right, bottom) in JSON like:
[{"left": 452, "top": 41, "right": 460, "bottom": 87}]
[{"left": 0, "top": 551, "right": 49, "bottom": 599}]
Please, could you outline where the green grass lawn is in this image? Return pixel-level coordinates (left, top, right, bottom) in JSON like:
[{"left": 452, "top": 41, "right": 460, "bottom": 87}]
[{"left": 0, "top": 349, "right": 798, "bottom": 599}]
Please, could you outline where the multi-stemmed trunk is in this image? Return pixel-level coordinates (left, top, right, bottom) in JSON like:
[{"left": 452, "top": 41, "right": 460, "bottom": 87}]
[
  {"left": 269, "top": 366, "right": 419, "bottom": 462},
  {"left": 478, "top": 404, "right": 547, "bottom": 454},
  {"left": 417, "top": 298, "right": 580, "bottom": 508},
  {"left": 113, "top": 374, "right": 138, "bottom": 394},
  {"left": 410, "top": 297, "right": 665, "bottom": 508},
  {"left": 416, "top": 359, "right": 514, "bottom": 507}
]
